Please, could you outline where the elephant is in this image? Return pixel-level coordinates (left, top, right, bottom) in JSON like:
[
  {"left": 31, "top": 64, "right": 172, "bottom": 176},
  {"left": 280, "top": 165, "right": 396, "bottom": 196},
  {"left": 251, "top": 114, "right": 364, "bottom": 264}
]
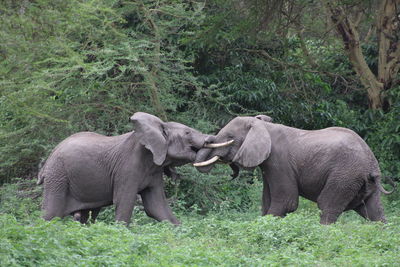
[
  {"left": 194, "top": 115, "right": 394, "bottom": 224},
  {"left": 37, "top": 112, "right": 229, "bottom": 225}
]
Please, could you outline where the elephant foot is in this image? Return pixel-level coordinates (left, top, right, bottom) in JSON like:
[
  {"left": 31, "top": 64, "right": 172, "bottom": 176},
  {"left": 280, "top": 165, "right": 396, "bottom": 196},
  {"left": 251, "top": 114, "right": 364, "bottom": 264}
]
[
  {"left": 319, "top": 210, "right": 341, "bottom": 225},
  {"left": 73, "top": 211, "right": 82, "bottom": 222}
]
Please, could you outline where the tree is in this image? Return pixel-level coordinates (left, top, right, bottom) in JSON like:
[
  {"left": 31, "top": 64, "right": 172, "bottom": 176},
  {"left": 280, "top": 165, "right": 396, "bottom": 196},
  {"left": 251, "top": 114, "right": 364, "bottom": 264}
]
[
  {"left": 323, "top": 0, "right": 400, "bottom": 109},
  {"left": 207, "top": 0, "right": 399, "bottom": 110}
]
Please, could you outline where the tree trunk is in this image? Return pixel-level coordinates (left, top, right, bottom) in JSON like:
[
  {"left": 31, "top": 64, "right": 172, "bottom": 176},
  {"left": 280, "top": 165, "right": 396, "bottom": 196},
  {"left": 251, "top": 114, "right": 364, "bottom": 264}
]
[
  {"left": 377, "top": 0, "right": 400, "bottom": 108},
  {"left": 324, "top": 1, "right": 385, "bottom": 109}
]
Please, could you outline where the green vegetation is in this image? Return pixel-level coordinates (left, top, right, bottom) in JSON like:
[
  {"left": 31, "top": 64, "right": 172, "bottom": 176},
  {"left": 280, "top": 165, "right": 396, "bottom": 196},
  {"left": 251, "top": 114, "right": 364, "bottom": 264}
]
[
  {"left": 1, "top": 0, "right": 399, "bottom": 265},
  {"left": 2, "top": 178, "right": 400, "bottom": 266}
]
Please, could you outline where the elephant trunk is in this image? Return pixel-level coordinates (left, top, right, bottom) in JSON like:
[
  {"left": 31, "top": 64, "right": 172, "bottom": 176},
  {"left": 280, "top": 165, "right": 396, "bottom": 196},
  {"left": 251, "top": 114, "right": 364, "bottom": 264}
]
[
  {"left": 194, "top": 148, "right": 214, "bottom": 173},
  {"left": 229, "top": 163, "right": 240, "bottom": 179}
]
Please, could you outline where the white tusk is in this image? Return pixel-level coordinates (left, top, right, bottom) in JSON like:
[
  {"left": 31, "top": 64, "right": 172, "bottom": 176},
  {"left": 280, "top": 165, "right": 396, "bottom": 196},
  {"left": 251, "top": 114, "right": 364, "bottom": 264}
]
[
  {"left": 193, "top": 156, "right": 220, "bottom": 167},
  {"left": 204, "top": 140, "right": 234, "bottom": 148}
]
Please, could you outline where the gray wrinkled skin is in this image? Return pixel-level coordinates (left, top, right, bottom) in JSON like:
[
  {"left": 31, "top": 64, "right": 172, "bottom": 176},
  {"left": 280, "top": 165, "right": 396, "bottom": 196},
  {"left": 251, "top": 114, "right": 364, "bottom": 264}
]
[
  {"left": 195, "top": 116, "right": 389, "bottom": 224},
  {"left": 38, "top": 112, "right": 212, "bottom": 225}
]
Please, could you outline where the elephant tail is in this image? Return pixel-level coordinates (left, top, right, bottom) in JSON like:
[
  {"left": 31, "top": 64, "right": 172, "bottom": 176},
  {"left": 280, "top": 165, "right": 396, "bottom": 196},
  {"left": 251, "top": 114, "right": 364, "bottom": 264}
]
[
  {"left": 370, "top": 173, "right": 396, "bottom": 195},
  {"left": 37, "top": 170, "right": 45, "bottom": 185},
  {"left": 37, "top": 159, "right": 47, "bottom": 185}
]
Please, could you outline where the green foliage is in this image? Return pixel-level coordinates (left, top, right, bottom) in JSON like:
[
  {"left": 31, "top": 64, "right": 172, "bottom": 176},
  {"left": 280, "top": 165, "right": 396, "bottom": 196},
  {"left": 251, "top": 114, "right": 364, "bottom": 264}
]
[
  {"left": 2, "top": 206, "right": 400, "bottom": 266},
  {"left": 0, "top": 1, "right": 399, "bottom": 264},
  {"left": 0, "top": 0, "right": 204, "bottom": 183}
]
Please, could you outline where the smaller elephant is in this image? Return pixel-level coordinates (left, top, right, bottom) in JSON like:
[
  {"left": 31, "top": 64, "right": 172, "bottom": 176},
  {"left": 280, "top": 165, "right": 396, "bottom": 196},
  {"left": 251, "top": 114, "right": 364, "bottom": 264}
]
[
  {"left": 38, "top": 112, "right": 230, "bottom": 225},
  {"left": 194, "top": 116, "right": 394, "bottom": 224}
]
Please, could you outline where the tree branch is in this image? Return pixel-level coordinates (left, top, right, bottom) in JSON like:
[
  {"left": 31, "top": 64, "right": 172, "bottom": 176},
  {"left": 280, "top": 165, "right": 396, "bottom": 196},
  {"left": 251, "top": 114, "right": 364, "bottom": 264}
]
[{"left": 239, "top": 48, "right": 350, "bottom": 83}]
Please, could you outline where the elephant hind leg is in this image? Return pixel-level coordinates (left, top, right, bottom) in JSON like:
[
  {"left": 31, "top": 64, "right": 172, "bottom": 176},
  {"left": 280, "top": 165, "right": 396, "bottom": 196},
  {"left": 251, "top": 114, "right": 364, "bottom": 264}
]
[
  {"left": 90, "top": 207, "right": 101, "bottom": 223},
  {"left": 42, "top": 194, "right": 67, "bottom": 221},
  {"left": 41, "top": 159, "right": 69, "bottom": 221},
  {"left": 354, "top": 191, "right": 386, "bottom": 223},
  {"left": 317, "top": 175, "right": 364, "bottom": 224},
  {"left": 73, "top": 210, "right": 90, "bottom": 224},
  {"left": 72, "top": 207, "right": 102, "bottom": 224}
]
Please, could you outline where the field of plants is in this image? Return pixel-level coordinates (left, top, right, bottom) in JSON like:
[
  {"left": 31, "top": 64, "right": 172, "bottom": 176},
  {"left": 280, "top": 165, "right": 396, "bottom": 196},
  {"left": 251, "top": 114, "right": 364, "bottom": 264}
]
[{"left": 2, "top": 171, "right": 400, "bottom": 266}]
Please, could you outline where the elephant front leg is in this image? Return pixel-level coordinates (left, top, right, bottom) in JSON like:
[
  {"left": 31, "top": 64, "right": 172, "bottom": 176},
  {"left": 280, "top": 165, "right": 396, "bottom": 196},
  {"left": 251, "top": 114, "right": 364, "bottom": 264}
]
[
  {"left": 265, "top": 174, "right": 299, "bottom": 217},
  {"left": 90, "top": 207, "right": 101, "bottom": 223},
  {"left": 261, "top": 180, "right": 271, "bottom": 216},
  {"left": 114, "top": 198, "right": 137, "bottom": 224},
  {"left": 113, "top": 184, "right": 138, "bottom": 224},
  {"left": 140, "top": 185, "right": 180, "bottom": 225}
]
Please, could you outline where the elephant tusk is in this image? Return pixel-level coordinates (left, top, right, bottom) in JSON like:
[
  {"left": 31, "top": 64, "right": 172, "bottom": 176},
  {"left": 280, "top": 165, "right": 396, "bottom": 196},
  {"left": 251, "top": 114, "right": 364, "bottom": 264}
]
[
  {"left": 204, "top": 140, "right": 234, "bottom": 148},
  {"left": 193, "top": 156, "right": 220, "bottom": 167}
]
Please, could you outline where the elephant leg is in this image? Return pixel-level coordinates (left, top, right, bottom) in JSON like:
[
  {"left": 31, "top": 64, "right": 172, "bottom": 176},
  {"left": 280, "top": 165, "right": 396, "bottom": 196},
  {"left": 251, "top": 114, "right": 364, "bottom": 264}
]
[
  {"left": 90, "top": 207, "right": 101, "bottom": 223},
  {"left": 42, "top": 182, "right": 68, "bottom": 221},
  {"left": 261, "top": 180, "right": 271, "bottom": 216},
  {"left": 267, "top": 198, "right": 299, "bottom": 217},
  {"left": 140, "top": 185, "right": 180, "bottom": 225},
  {"left": 114, "top": 198, "right": 137, "bottom": 224},
  {"left": 354, "top": 191, "right": 386, "bottom": 223},
  {"left": 113, "top": 178, "right": 138, "bottom": 224},
  {"left": 265, "top": 175, "right": 299, "bottom": 217},
  {"left": 80, "top": 209, "right": 90, "bottom": 223},
  {"left": 317, "top": 176, "right": 364, "bottom": 224}
]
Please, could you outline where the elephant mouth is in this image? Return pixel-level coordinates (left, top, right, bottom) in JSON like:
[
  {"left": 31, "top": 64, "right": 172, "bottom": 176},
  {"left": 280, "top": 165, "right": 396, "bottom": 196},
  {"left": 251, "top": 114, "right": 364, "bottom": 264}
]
[{"left": 190, "top": 146, "right": 200, "bottom": 153}]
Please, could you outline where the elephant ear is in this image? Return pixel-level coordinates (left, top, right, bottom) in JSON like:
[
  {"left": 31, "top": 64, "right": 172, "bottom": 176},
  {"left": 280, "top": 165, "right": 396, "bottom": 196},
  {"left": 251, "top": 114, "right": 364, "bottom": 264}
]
[
  {"left": 255, "top": 114, "right": 273, "bottom": 122},
  {"left": 232, "top": 119, "right": 271, "bottom": 168},
  {"left": 130, "top": 112, "right": 167, "bottom": 166}
]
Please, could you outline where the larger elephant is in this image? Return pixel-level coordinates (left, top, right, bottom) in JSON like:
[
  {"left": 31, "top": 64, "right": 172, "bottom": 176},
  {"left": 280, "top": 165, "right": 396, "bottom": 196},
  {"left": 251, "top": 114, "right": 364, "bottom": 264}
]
[
  {"left": 37, "top": 112, "right": 228, "bottom": 225},
  {"left": 194, "top": 116, "right": 393, "bottom": 224}
]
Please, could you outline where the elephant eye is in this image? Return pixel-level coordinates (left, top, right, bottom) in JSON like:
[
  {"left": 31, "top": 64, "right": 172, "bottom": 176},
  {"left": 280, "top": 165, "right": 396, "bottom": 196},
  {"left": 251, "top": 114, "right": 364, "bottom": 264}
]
[
  {"left": 162, "top": 128, "right": 168, "bottom": 138},
  {"left": 185, "top": 130, "right": 190, "bottom": 135}
]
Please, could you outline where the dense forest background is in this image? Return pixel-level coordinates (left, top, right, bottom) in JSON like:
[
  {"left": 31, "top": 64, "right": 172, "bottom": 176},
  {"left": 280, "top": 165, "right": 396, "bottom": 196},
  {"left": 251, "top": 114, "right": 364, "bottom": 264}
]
[
  {"left": 1, "top": 0, "right": 399, "bottom": 184},
  {"left": 1, "top": 0, "right": 400, "bottom": 265}
]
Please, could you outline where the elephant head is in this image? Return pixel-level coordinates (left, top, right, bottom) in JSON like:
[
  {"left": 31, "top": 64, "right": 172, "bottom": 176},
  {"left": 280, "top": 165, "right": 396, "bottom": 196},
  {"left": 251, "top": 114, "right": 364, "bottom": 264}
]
[
  {"left": 194, "top": 116, "right": 272, "bottom": 172},
  {"left": 131, "top": 112, "right": 228, "bottom": 166}
]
